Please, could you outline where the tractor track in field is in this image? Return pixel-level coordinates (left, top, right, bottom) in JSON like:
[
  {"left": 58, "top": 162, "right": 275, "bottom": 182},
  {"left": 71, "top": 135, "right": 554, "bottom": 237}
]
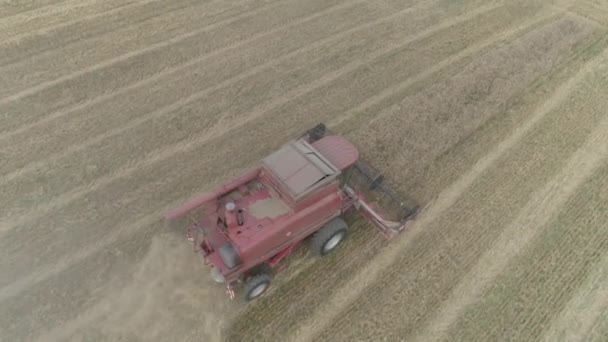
[
  {"left": 0, "top": 0, "right": 308, "bottom": 96},
  {"left": 0, "top": 0, "right": 291, "bottom": 103},
  {"left": 3, "top": 0, "right": 608, "bottom": 340},
  {"left": 0, "top": 0, "right": 222, "bottom": 69},
  {"left": 288, "top": 21, "right": 605, "bottom": 342},
  {"left": 403, "top": 26, "right": 608, "bottom": 204},
  {"left": 541, "top": 250, "right": 608, "bottom": 341},
  {"left": 0, "top": 0, "right": 150, "bottom": 42},
  {"left": 0, "top": 1, "right": 506, "bottom": 229},
  {"left": 0, "top": 0, "right": 73, "bottom": 20},
  {"left": 313, "top": 33, "right": 608, "bottom": 341},
  {"left": 0, "top": 0, "right": 266, "bottom": 82},
  {"left": 448, "top": 165, "right": 608, "bottom": 340},
  {"left": 588, "top": 298, "right": 608, "bottom": 342},
  {"left": 570, "top": 0, "right": 608, "bottom": 27},
  {"left": 413, "top": 62, "right": 608, "bottom": 340},
  {"left": 0, "top": 0, "right": 109, "bottom": 27},
  {"left": 0, "top": 1, "right": 510, "bottom": 299},
  {"left": 327, "top": 8, "right": 561, "bottom": 129},
  {"left": 0, "top": 0, "right": 427, "bottom": 179},
  {"left": 0, "top": 0, "right": 588, "bottom": 312},
  {"left": 0, "top": 0, "right": 421, "bottom": 141},
  {"left": 343, "top": 14, "right": 596, "bottom": 187},
  {"left": 0, "top": 0, "right": 314, "bottom": 139}
]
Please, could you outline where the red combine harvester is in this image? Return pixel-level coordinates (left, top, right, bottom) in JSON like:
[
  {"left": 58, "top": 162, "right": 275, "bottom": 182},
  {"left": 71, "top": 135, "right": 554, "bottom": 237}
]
[{"left": 164, "top": 124, "right": 419, "bottom": 301}]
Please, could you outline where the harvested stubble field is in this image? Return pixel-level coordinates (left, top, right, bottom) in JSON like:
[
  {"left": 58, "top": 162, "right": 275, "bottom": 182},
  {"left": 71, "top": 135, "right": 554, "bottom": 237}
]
[{"left": 1, "top": 0, "right": 608, "bottom": 340}]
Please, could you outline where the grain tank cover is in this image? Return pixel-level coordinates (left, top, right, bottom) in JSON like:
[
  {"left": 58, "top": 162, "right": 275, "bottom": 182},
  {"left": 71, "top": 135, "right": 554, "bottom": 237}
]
[{"left": 262, "top": 138, "right": 340, "bottom": 199}]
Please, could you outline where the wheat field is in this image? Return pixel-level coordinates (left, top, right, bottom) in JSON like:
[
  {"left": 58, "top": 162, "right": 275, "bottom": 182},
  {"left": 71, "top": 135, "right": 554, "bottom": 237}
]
[{"left": 1, "top": 0, "right": 608, "bottom": 340}]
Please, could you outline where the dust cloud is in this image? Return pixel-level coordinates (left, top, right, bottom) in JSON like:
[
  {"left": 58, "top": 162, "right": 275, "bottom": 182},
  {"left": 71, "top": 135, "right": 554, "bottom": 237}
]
[{"left": 44, "top": 234, "right": 236, "bottom": 342}]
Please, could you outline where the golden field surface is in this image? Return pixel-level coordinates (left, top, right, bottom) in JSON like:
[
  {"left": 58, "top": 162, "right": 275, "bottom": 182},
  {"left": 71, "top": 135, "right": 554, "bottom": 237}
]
[{"left": 1, "top": 0, "right": 608, "bottom": 340}]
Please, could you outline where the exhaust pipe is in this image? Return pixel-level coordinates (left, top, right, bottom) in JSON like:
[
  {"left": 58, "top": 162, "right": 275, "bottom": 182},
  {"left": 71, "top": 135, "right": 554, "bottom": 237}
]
[
  {"left": 237, "top": 209, "right": 244, "bottom": 226},
  {"left": 225, "top": 202, "right": 237, "bottom": 227}
]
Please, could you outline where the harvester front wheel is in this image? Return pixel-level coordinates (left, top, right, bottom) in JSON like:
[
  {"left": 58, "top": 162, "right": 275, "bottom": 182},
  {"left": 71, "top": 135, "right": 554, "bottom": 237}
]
[
  {"left": 311, "top": 217, "right": 348, "bottom": 256},
  {"left": 243, "top": 273, "right": 271, "bottom": 301}
]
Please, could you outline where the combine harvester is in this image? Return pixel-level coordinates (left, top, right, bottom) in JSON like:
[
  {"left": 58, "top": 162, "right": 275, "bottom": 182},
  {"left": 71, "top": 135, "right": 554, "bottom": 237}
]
[{"left": 164, "top": 124, "right": 419, "bottom": 301}]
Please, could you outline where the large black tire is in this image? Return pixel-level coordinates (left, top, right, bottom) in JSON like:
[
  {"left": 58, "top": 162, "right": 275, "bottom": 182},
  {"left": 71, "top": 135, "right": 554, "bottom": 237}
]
[
  {"left": 311, "top": 217, "right": 348, "bottom": 256},
  {"left": 243, "top": 273, "right": 271, "bottom": 301}
]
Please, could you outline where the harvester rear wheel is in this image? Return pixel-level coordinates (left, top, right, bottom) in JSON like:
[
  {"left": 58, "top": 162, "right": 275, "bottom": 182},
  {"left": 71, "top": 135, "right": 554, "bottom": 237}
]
[
  {"left": 311, "top": 217, "right": 348, "bottom": 256},
  {"left": 243, "top": 273, "right": 271, "bottom": 301}
]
